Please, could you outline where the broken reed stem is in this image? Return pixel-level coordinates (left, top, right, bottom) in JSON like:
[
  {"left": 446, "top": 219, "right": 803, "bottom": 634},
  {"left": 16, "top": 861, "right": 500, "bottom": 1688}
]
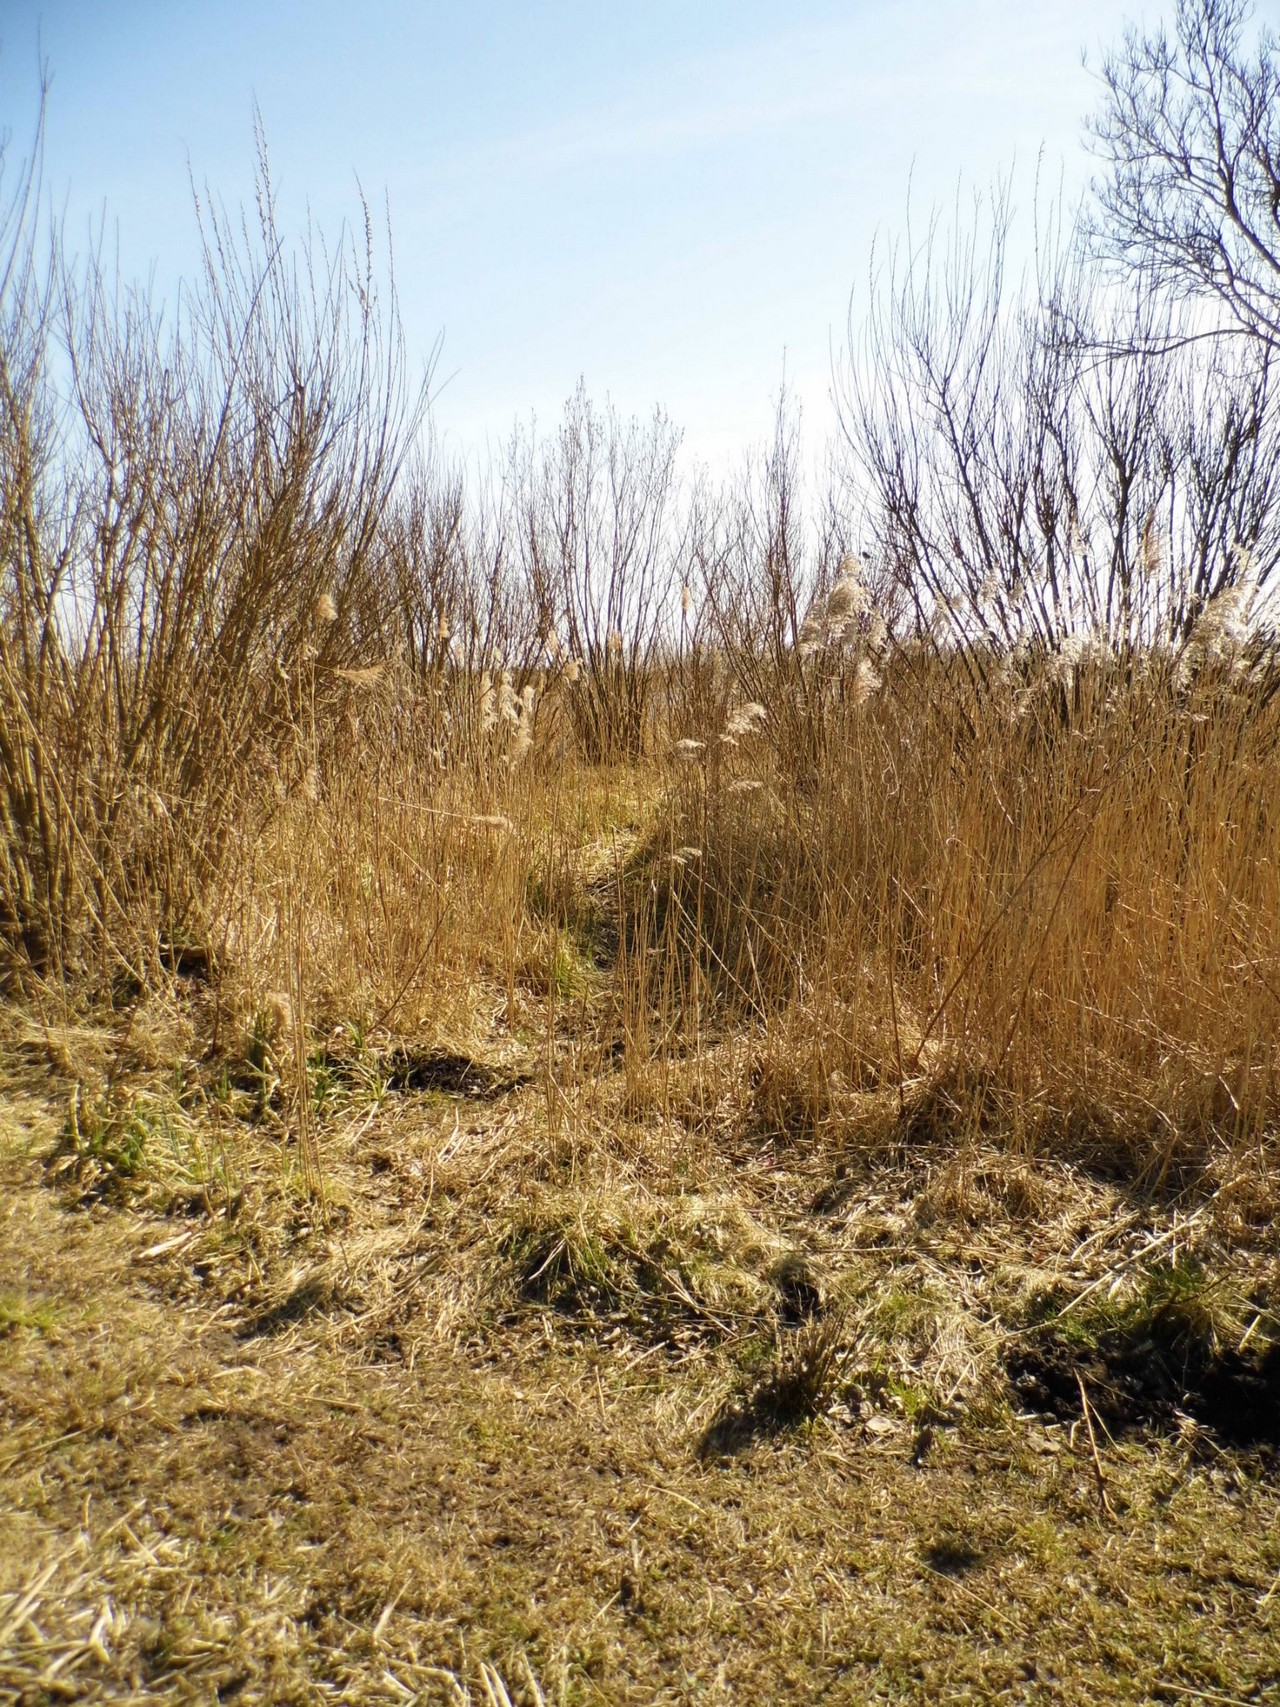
[
  {"left": 283, "top": 882, "right": 324, "bottom": 1214},
  {"left": 1074, "top": 1371, "right": 1115, "bottom": 1522}
]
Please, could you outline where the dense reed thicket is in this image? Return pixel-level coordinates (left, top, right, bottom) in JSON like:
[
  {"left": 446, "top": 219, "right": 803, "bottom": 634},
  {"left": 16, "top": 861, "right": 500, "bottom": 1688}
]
[{"left": 3, "top": 66, "right": 1280, "bottom": 1187}]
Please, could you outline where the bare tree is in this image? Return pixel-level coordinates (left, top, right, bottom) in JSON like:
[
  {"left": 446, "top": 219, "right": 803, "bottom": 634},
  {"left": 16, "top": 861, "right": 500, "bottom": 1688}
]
[
  {"left": 1089, "top": 0, "right": 1280, "bottom": 349},
  {"left": 839, "top": 187, "right": 1280, "bottom": 668}
]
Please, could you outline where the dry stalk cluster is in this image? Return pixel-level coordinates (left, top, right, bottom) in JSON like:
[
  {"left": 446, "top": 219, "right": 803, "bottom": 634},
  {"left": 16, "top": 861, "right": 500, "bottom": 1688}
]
[{"left": 1, "top": 80, "right": 1279, "bottom": 1194}]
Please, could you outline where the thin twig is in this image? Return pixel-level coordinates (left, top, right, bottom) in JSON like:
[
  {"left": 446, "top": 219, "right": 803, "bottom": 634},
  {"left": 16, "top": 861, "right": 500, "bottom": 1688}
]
[{"left": 1074, "top": 1371, "right": 1115, "bottom": 1522}]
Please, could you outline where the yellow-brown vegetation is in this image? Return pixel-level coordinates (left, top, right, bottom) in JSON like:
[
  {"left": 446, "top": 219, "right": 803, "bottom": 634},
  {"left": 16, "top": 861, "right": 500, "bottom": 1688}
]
[{"left": 2, "top": 71, "right": 1280, "bottom": 1707}]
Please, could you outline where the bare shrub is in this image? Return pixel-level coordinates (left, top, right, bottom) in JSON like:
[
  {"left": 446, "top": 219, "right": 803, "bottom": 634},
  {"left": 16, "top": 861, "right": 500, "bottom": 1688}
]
[
  {"left": 521, "top": 383, "right": 683, "bottom": 762},
  {"left": 0, "top": 116, "right": 426, "bottom": 992}
]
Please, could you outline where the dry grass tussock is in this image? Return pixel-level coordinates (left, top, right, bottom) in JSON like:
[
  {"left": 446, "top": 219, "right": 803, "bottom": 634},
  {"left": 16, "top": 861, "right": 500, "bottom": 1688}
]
[{"left": 3, "top": 111, "right": 1280, "bottom": 1702}]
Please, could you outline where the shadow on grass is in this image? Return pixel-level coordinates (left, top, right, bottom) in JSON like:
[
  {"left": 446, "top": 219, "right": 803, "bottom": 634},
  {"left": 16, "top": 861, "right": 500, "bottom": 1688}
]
[{"left": 1008, "top": 1323, "right": 1280, "bottom": 1449}]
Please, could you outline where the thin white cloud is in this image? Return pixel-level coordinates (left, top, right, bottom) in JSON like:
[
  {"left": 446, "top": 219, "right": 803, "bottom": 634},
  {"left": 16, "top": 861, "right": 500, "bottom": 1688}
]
[
  {"left": 435, "top": 22, "right": 895, "bottom": 183},
  {"left": 430, "top": 0, "right": 1114, "bottom": 191}
]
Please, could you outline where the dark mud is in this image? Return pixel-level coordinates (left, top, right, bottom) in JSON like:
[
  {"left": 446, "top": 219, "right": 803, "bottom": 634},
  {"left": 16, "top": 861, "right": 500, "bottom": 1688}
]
[{"left": 1008, "top": 1332, "right": 1280, "bottom": 1448}]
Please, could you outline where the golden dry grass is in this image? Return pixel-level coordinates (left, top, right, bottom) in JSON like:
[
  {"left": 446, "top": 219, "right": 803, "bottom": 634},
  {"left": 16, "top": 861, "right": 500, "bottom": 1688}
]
[
  {"left": 2, "top": 927, "right": 1279, "bottom": 1704},
  {"left": 3, "top": 107, "right": 1280, "bottom": 1700},
  {"left": 5, "top": 620, "right": 1280, "bottom": 1705}
]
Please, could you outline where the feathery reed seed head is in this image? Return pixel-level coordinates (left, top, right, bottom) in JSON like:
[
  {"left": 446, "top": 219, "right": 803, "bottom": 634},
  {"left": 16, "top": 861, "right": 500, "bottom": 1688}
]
[
  {"left": 478, "top": 671, "right": 497, "bottom": 731},
  {"left": 260, "top": 990, "right": 293, "bottom": 1039},
  {"left": 1141, "top": 515, "right": 1162, "bottom": 579},
  {"left": 725, "top": 702, "right": 768, "bottom": 738},
  {"left": 499, "top": 672, "right": 521, "bottom": 725},
  {"left": 852, "top": 659, "right": 882, "bottom": 705}
]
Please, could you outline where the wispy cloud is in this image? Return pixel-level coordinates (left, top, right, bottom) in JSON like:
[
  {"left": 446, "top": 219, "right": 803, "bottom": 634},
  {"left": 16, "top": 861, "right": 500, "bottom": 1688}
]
[
  {"left": 430, "top": 0, "right": 1104, "bottom": 198},
  {"left": 437, "top": 21, "right": 891, "bottom": 184}
]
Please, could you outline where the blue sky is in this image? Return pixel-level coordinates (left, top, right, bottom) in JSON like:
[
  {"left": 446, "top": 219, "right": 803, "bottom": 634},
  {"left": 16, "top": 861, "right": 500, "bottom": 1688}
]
[{"left": 1, "top": 1, "right": 1145, "bottom": 466}]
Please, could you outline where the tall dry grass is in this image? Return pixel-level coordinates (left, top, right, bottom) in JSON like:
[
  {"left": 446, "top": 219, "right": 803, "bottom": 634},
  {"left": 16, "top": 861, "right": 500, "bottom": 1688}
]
[
  {"left": 3, "top": 105, "right": 1280, "bottom": 1192},
  {"left": 639, "top": 635, "right": 1280, "bottom": 1178}
]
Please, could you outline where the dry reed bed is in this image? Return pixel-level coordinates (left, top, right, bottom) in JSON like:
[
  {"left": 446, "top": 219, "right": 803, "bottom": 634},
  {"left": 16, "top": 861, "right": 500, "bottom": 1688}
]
[
  {"left": 12, "top": 634, "right": 1276, "bottom": 1210},
  {"left": 3, "top": 83, "right": 1280, "bottom": 1696}
]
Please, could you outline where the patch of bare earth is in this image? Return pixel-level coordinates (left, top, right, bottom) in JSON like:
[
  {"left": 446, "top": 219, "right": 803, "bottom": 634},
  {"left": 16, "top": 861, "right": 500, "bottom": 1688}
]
[{"left": 1, "top": 1026, "right": 1278, "bottom": 1706}]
